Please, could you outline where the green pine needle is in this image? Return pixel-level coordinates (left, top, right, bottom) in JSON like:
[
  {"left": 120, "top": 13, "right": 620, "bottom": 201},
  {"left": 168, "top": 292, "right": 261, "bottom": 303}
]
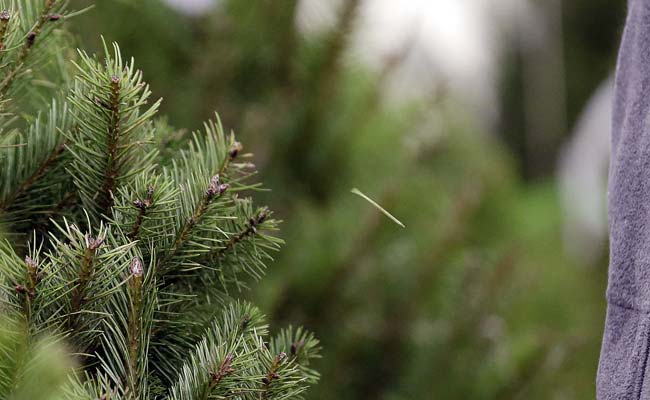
[{"left": 351, "top": 188, "right": 405, "bottom": 228}]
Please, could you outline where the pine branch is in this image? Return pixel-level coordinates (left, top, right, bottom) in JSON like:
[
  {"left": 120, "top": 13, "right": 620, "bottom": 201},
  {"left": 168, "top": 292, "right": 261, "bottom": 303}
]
[
  {"left": 217, "top": 207, "right": 269, "bottom": 258},
  {"left": 154, "top": 117, "right": 271, "bottom": 286},
  {"left": 97, "top": 253, "right": 156, "bottom": 400},
  {"left": 66, "top": 39, "right": 160, "bottom": 222},
  {"left": 44, "top": 218, "right": 138, "bottom": 351},
  {"left": 0, "top": 236, "right": 54, "bottom": 335},
  {"left": 254, "top": 342, "right": 309, "bottom": 400},
  {"left": 68, "top": 234, "right": 103, "bottom": 321},
  {"left": 111, "top": 173, "right": 179, "bottom": 257},
  {"left": 3, "top": 142, "right": 65, "bottom": 208},
  {"left": 159, "top": 173, "right": 229, "bottom": 274},
  {"left": 126, "top": 258, "right": 145, "bottom": 397},
  {"left": 0, "top": 99, "right": 71, "bottom": 229},
  {"left": 202, "top": 201, "right": 282, "bottom": 291},
  {"left": 0, "top": 0, "right": 69, "bottom": 99},
  {"left": 167, "top": 301, "right": 268, "bottom": 400},
  {"left": 268, "top": 327, "right": 321, "bottom": 384}
]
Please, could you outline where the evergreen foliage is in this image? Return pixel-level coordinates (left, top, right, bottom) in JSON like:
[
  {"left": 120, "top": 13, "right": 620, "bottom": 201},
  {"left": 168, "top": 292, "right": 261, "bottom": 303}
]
[{"left": 0, "top": 1, "right": 319, "bottom": 399}]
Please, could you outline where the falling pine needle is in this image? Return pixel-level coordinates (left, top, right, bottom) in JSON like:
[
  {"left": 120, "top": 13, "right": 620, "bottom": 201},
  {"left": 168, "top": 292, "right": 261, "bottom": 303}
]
[{"left": 351, "top": 188, "right": 405, "bottom": 228}]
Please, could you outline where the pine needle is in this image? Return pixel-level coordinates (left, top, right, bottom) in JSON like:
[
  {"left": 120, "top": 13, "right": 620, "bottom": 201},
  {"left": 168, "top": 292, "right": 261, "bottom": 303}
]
[{"left": 351, "top": 188, "right": 405, "bottom": 228}]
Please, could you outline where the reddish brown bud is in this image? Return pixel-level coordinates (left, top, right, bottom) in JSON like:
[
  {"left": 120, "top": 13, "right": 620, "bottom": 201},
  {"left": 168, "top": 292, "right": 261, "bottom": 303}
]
[
  {"left": 86, "top": 235, "right": 104, "bottom": 250},
  {"left": 229, "top": 141, "right": 243, "bottom": 160},
  {"left": 26, "top": 31, "right": 36, "bottom": 46},
  {"left": 134, "top": 199, "right": 146, "bottom": 209},
  {"left": 257, "top": 209, "right": 268, "bottom": 224},
  {"left": 0, "top": 10, "right": 11, "bottom": 21},
  {"left": 133, "top": 196, "right": 152, "bottom": 210},
  {"left": 206, "top": 175, "right": 221, "bottom": 198},
  {"left": 130, "top": 257, "right": 144, "bottom": 277},
  {"left": 48, "top": 13, "right": 61, "bottom": 21},
  {"left": 291, "top": 339, "right": 305, "bottom": 356}
]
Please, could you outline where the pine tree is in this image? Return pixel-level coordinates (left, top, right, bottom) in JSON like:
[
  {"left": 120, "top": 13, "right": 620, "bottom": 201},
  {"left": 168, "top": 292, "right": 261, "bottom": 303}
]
[{"left": 0, "top": 2, "right": 320, "bottom": 399}]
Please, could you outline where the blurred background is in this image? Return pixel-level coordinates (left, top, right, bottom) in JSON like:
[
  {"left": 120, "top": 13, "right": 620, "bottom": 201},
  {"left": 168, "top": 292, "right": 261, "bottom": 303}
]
[{"left": 68, "top": 0, "right": 626, "bottom": 398}]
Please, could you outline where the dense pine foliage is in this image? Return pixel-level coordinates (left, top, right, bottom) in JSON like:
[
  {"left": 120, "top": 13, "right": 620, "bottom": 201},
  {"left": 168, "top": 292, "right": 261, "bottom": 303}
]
[{"left": 0, "top": 2, "right": 319, "bottom": 399}]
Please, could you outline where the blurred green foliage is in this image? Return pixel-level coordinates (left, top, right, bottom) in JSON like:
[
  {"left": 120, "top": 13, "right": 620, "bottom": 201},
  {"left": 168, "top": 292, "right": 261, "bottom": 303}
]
[
  {"left": 68, "top": 0, "right": 613, "bottom": 398},
  {"left": 0, "top": 315, "right": 75, "bottom": 400}
]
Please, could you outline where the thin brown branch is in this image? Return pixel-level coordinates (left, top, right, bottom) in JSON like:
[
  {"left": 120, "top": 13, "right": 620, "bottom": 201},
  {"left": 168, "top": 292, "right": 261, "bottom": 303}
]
[
  {"left": 159, "top": 175, "right": 228, "bottom": 275},
  {"left": 126, "top": 257, "right": 144, "bottom": 398},
  {"left": 0, "top": 142, "right": 65, "bottom": 211},
  {"left": 128, "top": 186, "right": 155, "bottom": 240},
  {"left": 217, "top": 209, "right": 267, "bottom": 259},
  {"left": 201, "top": 354, "right": 235, "bottom": 400},
  {"left": 261, "top": 352, "right": 287, "bottom": 400},
  {"left": 68, "top": 236, "right": 103, "bottom": 329},
  {"left": 97, "top": 75, "right": 122, "bottom": 218}
]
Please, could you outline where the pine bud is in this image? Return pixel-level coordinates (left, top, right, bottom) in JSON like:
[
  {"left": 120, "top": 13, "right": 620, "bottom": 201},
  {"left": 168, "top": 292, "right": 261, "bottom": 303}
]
[
  {"left": 207, "top": 174, "right": 220, "bottom": 193},
  {"left": 48, "top": 13, "right": 61, "bottom": 21},
  {"left": 111, "top": 75, "right": 120, "bottom": 84},
  {"left": 134, "top": 198, "right": 152, "bottom": 210},
  {"left": 207, "top": 175, "right": 229, "bottom": 198},
  {"left": 24, "top": 256, "right": 39, "bottom": 283},
  {"left": 291, "top": 339, "right": 304, "bottom": 356},
  {"left": 130, "top": 257, "right": 144, "bottom": 277},
  {"left": 87, "top": 235, "right": 104, "bottom": 250},
  {"left": 224, "top": 354, "right": 234, "bottom": 368},
  {"left": 24, "top": 256, "right": 37, "bottom": 271},
  {"left": 240, "top": 314, "right": 251, "bottom": 330},
  {"left": 14, "top": 284, "right": 26, "bottom": 294},
  {"left": 262, "top": 377, "right": 270, "bottom": 385},
  {"left": 26, "top": 31, "right": 36, "bottom": 46},
  {"left": 0, "top": 10, "right": 11, "bottom": 21},
  {"left": 229, "top": 141, "right": 243, "bottom": 160},
  {"left": 278, "top": 351, "right": 287, "bottom": 362},
  {"left": 257, "top": 209, "right": 268, "bottom": 224}
]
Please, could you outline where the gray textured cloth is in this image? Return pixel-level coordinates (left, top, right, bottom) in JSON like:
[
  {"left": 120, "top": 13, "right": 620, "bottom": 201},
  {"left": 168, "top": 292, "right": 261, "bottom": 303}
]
[{"left": 598, "top": 1, "right": 650, "bottom": 398}]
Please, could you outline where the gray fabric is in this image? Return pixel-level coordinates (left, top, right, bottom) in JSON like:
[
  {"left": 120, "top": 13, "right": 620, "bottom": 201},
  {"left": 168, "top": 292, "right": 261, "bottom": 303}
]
[{"left": 598, "top": 1, "right": 650, "bottom": 398}]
